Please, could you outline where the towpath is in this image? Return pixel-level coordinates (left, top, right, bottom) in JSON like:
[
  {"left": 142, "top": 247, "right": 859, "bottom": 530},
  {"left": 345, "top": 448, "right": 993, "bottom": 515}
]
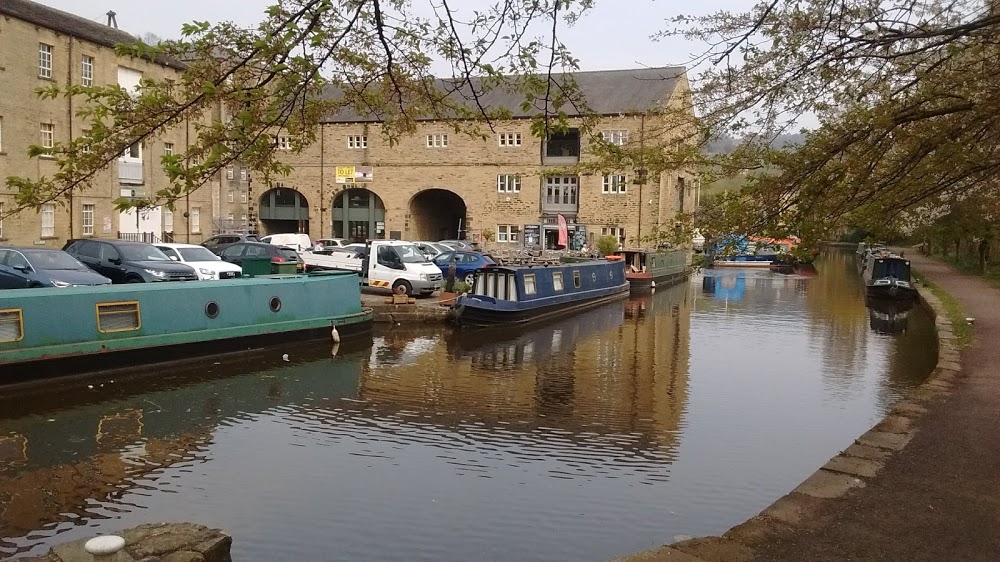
[{"left": 630, "top": 252, "right": 1000, "bottom": 561}]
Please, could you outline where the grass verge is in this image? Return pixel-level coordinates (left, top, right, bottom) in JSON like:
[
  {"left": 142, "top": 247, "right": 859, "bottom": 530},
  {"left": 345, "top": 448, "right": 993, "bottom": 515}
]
[{"left": 912, "top": 270, "right": 973, "bottom": 346}]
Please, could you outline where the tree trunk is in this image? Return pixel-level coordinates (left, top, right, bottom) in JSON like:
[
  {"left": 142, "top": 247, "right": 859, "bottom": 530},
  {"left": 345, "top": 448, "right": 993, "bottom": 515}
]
[{"left": 980, "top": 239, "right": 989, "bottom": 274}]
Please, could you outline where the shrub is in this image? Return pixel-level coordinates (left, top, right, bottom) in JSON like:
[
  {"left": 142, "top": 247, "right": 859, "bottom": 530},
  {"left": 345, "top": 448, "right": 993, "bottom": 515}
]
[{"left": 596, "top": 235, "right": 619, "bottom": 256}]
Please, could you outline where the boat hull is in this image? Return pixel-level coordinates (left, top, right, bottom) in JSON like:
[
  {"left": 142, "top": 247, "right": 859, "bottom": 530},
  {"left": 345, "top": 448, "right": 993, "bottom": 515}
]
[
  {"left": 454, "top": 285, "right": 630, "bottom": 328},
  {"left": 865, "top": 284, "right": 917, "bottom": 301},
  {"left": 0, "top": 272, "right": 373, "bottom": 381},
  {"left": 626, "top": 270, "right": 689, "bottom": 291}
]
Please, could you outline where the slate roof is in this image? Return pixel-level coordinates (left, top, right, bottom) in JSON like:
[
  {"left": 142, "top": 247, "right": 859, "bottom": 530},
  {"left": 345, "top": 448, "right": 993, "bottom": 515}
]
[
  {"left": 0, "top": 0, "right": 184, "bottom": 69},
  {"left": 321, "top": 66, "right": 686, "bottom": 123}
]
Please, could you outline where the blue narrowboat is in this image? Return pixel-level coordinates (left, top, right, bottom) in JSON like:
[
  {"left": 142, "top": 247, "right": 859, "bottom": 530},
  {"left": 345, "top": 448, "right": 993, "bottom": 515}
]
[
  {"left": 0, "top": 271, "right": 373, "bottom": 382},
  {"left": 863, "top": 253, "right": 917, "bottom": 301},
  {"left": 452, "top": 259, "right": 629, "bottom": 327}
]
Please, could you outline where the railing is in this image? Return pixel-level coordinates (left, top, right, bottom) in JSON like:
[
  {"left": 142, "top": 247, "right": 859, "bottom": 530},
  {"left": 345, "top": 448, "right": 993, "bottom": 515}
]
[
  {"left": 117, "top": 231, "right": 161, "bottom": 244},
  {"left": 118, "top": 160, "right": 144, "bottom": 185}
]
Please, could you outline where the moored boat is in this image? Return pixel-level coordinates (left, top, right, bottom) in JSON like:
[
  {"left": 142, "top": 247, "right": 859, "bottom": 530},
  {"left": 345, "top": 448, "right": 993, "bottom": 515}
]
[
  {"left": 614, "top": 248, "right": 688, "bottom": 292},
  {"left": 452, "top": 259, "right": 629, "bottom": 328},
  {"left": 0, "top": 271, "right": 373, "bottom": 381},
  {"left": 863, "top": 252, "right": 917, "bottom": 301}
]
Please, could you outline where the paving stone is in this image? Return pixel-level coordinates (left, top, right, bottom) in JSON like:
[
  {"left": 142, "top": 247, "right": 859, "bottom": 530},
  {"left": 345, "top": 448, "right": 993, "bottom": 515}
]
[
  {"left": 616, "top": 546, "right": 707, "bottom": 561},
  {"left": 891, "top": 401, "right": 929, "bottom": 418},
  {"left": 759, "top": 493, "right": 826, "bottom": 525},
  {"left": 875, "top": 415, "right": 914, "bottom": 434},
  {"left": 842, "top": 443, "right": 893, "bottom": 461},
  {"left": 671, "top": 538, "right": 753, "bottom": 562},
  {"left": 822, "top": 455, "right": 883, "bottom": 478},
  {"left": 792, "top": 469, "right": 866, "bottom": 499},
  {"left": 857, "top": 430, "right": 914, "bottom": 451}
]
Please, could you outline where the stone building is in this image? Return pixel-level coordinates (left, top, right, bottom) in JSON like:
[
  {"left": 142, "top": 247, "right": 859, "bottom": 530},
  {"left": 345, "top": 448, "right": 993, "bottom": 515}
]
[
  {"left": 268, "top": 67, "right": 699, "bottom": 250},
  {"left": 0, "top": 0, "right": 216, "bottom": 247}
]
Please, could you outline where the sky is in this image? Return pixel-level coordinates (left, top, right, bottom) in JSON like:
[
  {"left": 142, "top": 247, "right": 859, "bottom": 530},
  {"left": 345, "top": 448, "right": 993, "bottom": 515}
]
[{"left": 37, "top": 0, "right": 752, "bottom": 76}]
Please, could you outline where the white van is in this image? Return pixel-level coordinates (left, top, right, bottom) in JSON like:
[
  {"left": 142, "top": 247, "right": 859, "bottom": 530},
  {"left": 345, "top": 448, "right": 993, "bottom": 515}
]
[
  {"left": 260, "top": 233, "right": 313, "bottom": 252},
  {"left": 301, "top": 240, "right": 442, "bottom": 296}
]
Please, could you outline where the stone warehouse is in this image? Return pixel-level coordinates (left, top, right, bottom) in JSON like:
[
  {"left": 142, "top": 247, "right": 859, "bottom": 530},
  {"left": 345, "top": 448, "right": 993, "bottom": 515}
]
[
  {"left": 270, "top": 67, "right": 700, "bottom": 250},
  {"left": 0, "top": 0, "right": 218, "bottom": 248}
]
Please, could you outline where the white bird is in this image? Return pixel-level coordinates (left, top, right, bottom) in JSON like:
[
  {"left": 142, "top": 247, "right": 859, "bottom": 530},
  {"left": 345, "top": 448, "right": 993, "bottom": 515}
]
[{"left": 282, "top": 353, "right": 290, "bottom": 362}]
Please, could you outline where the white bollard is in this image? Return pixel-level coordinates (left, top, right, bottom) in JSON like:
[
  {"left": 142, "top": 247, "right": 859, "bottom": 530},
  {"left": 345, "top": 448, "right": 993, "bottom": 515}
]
[{"left": 84, "top": 535, "right": 125, "bottom": 561}]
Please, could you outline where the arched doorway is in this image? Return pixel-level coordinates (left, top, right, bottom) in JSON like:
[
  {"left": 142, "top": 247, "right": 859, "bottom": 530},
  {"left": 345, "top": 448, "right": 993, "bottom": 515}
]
[
  {"left": 332, "top": 188, "right": 386, "bottom": 243},
  {"left": 258, "top": 187, "right": 310, "bottom": 234},
  {"left": 409, "top": 189, "right": 467, "bottom": 241}
]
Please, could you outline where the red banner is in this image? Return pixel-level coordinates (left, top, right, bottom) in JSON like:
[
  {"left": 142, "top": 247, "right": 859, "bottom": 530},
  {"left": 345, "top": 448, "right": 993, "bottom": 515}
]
[{"left": 557, "top": 214, "right": 568, "bottom": 248}]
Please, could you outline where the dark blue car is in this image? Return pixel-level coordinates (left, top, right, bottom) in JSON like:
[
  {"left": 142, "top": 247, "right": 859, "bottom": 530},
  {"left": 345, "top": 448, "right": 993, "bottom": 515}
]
[
  {"left": 0, "top": 248, "right": 111, "bottom": 288},
  {"left": 433, "top": 251, "right": 496, "bottom": 286}
]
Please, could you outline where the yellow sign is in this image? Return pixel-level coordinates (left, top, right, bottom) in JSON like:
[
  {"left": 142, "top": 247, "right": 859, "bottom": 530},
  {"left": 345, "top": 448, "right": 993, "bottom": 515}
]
[{"left": 335, "top": 165, "right": 373, "bottom": 184}]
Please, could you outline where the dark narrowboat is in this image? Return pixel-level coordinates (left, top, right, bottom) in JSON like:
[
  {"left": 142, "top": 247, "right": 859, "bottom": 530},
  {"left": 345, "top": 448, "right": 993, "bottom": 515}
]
[
  {"left": 863, "top": 253, "right": 917, "bottom": 301},
  {"left": 0, "top": 271, "right": 373, "bottom": 381},
  {"left": 614, "top": 249, "right": 689, "bottom": 292},
  {"left": 452, "top": 259, "right": 629, "bottom": 327}
]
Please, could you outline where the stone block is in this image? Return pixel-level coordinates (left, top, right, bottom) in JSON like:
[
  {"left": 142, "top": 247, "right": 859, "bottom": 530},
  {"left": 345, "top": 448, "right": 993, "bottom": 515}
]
[
  {"left": 842, "top": 443, "right": 893, "bottom": 461},
  {"left": 822, "top": 455, "right": 883, "bottom": 478},
  {"left": 160, "top": 552, "right": 205, "bottom": 562},
  {"left": 937, "top": 361, "right": 962, "bottom": 371},
  {"left": 616, "top": 546, "right": 707, "bottom": 561},
  {"left": 857, "top": 430, "right": 914, "bottom": 451},
  {"left": 759, "top": 493, "right": 826, "bottom": 525},
  {"left": 874, "top": 415, "right": 914, "bottom": 435},
  {"left": 890, "top": 401, "right": 928, "bottom": 419},
  {"left": 671, "top": 537, "right": 752, "bottom": 562},
  {"left": 792, "top": 469, "right": 866, "bottom": 499}
]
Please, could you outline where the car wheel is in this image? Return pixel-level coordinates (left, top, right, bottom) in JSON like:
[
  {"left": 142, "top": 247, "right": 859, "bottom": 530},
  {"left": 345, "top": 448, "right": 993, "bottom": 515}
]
[
  {"left": 126, "top": 277, "right": 144, "bottom": 283},
  {"left": 392, "top": 279, "right": 412, "bottom": 296},
  {"left": 464, "top": 273, "right": 475, "bottom": 286}
]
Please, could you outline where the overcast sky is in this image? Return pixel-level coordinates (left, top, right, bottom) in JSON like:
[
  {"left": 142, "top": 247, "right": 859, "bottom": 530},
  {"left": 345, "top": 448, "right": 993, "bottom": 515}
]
[{"left": 37, "top": 0, "right": 751, "bottom": 74}]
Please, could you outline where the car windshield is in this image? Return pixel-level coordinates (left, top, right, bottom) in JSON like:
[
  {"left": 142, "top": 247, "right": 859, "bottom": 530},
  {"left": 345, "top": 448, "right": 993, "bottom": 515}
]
[
  {"left": 24, "top": 251, "right": 85, "bottom": 270},
  {"left": 119, "top": 245, "right": 170, "bottom": 261},
  {"left": 178, "top": 247, "right": 220, "bottom": 262},
  {"left": 394, "top": 244, "right": 428, "bottom": 263}
]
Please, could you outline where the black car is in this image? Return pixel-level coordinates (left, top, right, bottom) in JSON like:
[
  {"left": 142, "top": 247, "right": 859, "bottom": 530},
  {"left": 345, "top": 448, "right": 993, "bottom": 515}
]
[
  {"left": 202, "top": 234, "right": 260, "bottom": 256},
  {"left": 219, "top": 242, "right": 301, "bottom": 267},
  {"left": 63, "top": 239, "right": 199, "bottom": 283},
  {"left": 0, "top": 248, "right": 112, "bottom": 288}
]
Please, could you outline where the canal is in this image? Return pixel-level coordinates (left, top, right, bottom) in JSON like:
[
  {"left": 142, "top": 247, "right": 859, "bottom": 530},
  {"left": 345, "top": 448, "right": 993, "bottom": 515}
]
[{"left": 0, "top": 249, "right": 937, "bottom": 560}]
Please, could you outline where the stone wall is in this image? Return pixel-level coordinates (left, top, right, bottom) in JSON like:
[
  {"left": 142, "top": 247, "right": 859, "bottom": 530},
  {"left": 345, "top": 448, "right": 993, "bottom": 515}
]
[{"left": 16, "top": 523, "right": 231, "bottom": 562}]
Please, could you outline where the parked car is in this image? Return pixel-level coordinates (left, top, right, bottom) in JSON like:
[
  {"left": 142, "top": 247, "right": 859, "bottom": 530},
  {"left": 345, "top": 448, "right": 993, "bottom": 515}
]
[
  {"left": 201, "top": 233, "right": 260, "bottom": 256},
  {"left": 413, "top": 241, "right": 452, "bottom": 260},
  {"left": 155, "top": 243, "right": 243, "bottom": 280},
  {"left": 260, "top": 233, "right": 313, "bottom": 252},
  {"left": 218, "top": 242, "right": 302, "bottom": 269},
  {"left": 63, "top": 239, "right": 198, "bottom": 283},
  {"left": 433, "top": 251, "right": 496, "bottom": 285},
  {"left": 691, "top": 229, "right": 705, "bottom": 253},
  {"left": 0, "top": 248, "right": 111, "bottom": 288},
  {"left": 315, "top": 238, "right": 348, "bottom": 249},
  {"left": 438, "top": 239, "right": 478, "bottom": 251}
]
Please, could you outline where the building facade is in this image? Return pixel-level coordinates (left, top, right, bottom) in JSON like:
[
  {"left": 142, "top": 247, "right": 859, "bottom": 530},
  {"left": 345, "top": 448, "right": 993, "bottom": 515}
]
[
  {"left": 266, "top": 67, "right": 699, "bottom": 250},
  {"left": 0, "top": 0, "right": 216, "bottom": 248}
]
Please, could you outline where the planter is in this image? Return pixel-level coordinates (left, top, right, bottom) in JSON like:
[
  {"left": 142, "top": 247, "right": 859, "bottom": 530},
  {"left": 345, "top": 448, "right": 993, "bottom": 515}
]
[{"left": 439, "top": 291, "right": 460, "bottom": 306}]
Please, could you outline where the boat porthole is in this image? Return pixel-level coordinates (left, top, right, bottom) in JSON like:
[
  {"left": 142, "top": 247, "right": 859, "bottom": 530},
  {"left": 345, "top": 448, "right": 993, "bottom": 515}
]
[
  {"left": 205, "top": 301, "right": 220, "bottom": 319},
  {"left": 269, "top": 296, "right": 282, "bottom": 312}
]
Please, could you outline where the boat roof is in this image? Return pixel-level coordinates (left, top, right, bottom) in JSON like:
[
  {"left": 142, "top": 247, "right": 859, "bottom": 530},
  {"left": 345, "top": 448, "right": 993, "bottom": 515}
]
[{"left": 479, "top": 260, "right": 613, "bottom": 273}]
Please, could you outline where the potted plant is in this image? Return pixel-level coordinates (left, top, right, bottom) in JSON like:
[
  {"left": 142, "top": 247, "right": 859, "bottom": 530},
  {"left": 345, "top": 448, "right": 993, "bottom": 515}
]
[{"left": 596, "top": 234, "right": 619, "bottom": 257}]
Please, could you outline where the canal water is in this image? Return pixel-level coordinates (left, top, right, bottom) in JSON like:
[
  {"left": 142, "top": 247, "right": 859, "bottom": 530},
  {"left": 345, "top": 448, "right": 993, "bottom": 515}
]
[{"left": 0, "top": 249, "right": 937, "bottom": 560}]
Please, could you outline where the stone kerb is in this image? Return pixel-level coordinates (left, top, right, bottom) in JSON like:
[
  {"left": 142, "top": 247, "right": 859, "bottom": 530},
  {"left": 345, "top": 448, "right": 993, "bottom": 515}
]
[{"left": 619, "top": 281, "right": 961, "bottom": 562}]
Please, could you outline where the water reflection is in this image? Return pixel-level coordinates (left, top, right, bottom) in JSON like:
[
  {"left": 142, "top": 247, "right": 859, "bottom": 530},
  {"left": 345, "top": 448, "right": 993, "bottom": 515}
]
[
  {"left": 867, "top": 299, "right": 915, "bottom": 335},
  {"left": 0, "top": 251, "right": 936, "bottom": 561}
]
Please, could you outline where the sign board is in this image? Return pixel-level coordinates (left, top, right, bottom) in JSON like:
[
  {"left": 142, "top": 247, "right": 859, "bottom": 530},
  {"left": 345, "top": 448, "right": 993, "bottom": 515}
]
[
  {"left": 103, "top": 217, "right": 112, "bottom": 234},
  {"left": 523, "top": 224, "right": 541, "bottom": 247},
  {"left": 375, "top": 221, "right": 385, "bottom": 234},
  {"left": 335, "top": 165, "right": 374, "bottom": 184},
  {"left": 571, "top": 225, "right": 587, "bottom": 251}
]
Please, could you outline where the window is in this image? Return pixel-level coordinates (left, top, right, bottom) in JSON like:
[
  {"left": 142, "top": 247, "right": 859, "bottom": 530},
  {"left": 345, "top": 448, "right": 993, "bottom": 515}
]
[
  {"left": 545, "top": 176, "right": 578, "bottom": 205},
  {"left": 0, "top": 202, "right": 4, "bottom": 239},
  {"left": 240, "top": 214, "right": 247, "bottom": 223},
  {"left": 553, "top": 271, "right": 564, "bottom": 291},
  {"left": 226, "top": 168, "right": 234, "bottom": 180},
  {"left": 498, "top": 132, "right": 521, "bottom": 147},
  {"left": 497, "top": 224, "right": 520, "bottom": 243},
  {"left": 82, "top": 204, "right": 95, "bottom": 235},
  {"left": 0, "top": 309, "right": 23, "bottom": 343},
  {"left": 40, "top": 123, "right": 54, "bottom": 148},
  {"left": 191, "top": 207, "right": 201, "bottom": 233},
  {"left": 602, "top": 174, "right": 627, "bottom": 194},
  {"left": 523, "top": 273, "right": 537, "bottom": 296},
  {"left": 81, "top": 55, "right": 94, "bottom": 86},
  {"left": 96, "top": 302, "right": 141, "bottom": 333},
  {"left": 122, "top": 141, "right": 141, "bottom": 160},
  {"left": 79, "top": 129, "right": 92, "bottom": 153},
  {"left": 602, "top": 226, "right": 626, "bottom": 246},
  {"left": 163, "top": 209, "right": 173, "bottom": 232},
  {"left": 602, "top": 130, "right": 628, "bottom": 146},
  {"left": 426, "top": 134, "right": 448, "bottom": 148},
  {"left": 39, "top": 44, "right": 53, "bottom": 78},
  {"left": 41, "top": 203, "right": 55, "bottom": 237},
  {"left": 227, "top": 191, "right": 234, "bottom": 203},
  {"left": 227, "top": 212, "right": 234, "bottom": 221},
  {"left": 240, "top": 168, "right": 247, "bottom": 181},
  {"left": 276, "top": 135, "right": 292, "bottom": 150},
  {"left": 164, "top": 142, "right": 174, "bottom": 156},
  {"left": 508, "top": 275, "right": 518, "bottom": 302},
  {"left": 348, "top": 135, "right": 367, "bottom": 149},
  {"left": 497, "top": 174, "right": 521, "bottom": 193},
  {"left": 573, "top": 270, "right": 581, "bottom": 288},
  {"left": 240, "top": 192, "right": 247, "bottom": 203}
]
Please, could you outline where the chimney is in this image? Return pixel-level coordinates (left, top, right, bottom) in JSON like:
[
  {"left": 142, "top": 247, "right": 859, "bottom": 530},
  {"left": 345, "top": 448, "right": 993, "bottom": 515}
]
[{"left": 106, "top": 11, "right": 118, "bottom": 29}]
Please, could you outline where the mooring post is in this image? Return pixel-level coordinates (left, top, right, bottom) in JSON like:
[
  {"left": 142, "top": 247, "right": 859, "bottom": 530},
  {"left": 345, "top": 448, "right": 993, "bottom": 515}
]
[{"left": 84, "top": 535, "right": 126, "bottom": 561}]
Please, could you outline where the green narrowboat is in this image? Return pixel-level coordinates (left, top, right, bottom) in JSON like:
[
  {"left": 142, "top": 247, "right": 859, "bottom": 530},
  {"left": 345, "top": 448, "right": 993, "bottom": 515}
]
[
  {"left": 614, "top": 249, "right": 689, "bottom": 292},
  {"left": 0, "top": 271, "right": 373, "bottom": 382}
]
